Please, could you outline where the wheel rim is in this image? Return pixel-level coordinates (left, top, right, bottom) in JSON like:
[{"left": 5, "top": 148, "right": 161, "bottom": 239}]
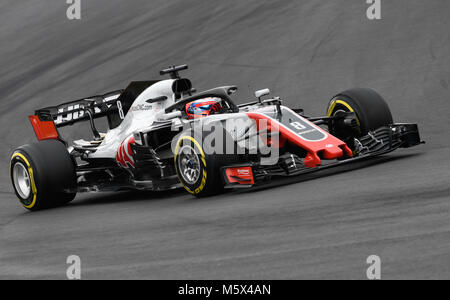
[
  {"left": 13, "top": 162, "right": 31, "bottom": 199},
  {"left": 177, "top": 145, "right": 201, "bottom": 185},
  {"left": 333, "top": 109, "right": 347, "bottom": 116}
]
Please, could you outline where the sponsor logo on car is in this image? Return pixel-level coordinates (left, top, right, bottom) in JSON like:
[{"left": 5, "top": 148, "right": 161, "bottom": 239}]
[{"left": 115, "top": 135, "right": 136, "bottom": 168}]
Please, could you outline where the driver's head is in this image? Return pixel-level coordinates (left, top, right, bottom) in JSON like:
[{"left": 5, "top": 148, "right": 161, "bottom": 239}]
[{"left": 185, "top": 97, "right": 222, "bottom": 119}]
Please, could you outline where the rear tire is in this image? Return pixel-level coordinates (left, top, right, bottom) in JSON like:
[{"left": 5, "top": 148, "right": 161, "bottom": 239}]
[
  {"left": 10, "top": 140, "right": 77, "bottom": 211},
  {"left": 327, "top": 88, "right": 394, "bottom": 149}
]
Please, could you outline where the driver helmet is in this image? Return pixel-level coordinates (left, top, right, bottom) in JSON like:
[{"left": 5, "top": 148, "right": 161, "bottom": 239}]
[{"left": 185, "top": 97, "right": 222, "bottom": 119}]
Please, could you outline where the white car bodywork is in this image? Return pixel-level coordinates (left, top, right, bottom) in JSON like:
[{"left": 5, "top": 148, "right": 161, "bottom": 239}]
[{"left": 88, "top": 79, "right": 177, "bottom": 159}]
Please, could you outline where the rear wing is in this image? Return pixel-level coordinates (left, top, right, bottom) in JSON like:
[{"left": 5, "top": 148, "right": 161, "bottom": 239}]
[
  {"left": 29, "top": 81, "right": 161, "bottom": 142},
  {"left": 34, "top": 90, "right": 123, "bottom": 127}
]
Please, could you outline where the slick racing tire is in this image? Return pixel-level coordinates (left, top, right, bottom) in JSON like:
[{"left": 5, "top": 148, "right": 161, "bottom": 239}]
[
  {"left": 10, "top": 140, "right": 77, "bottom": 211},
  {"left": 327, "top": 88, "right": 394, "bottom": 149},
  {"left": 174, "top": 126, "right": 239, "bottom": 197}
]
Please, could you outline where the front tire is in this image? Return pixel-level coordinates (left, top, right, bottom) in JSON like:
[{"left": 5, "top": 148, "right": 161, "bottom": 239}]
[
  {"left": 327, "top": 88, "right": 394, "bottom": 149},
  {"left": 174, "top": 127, "right": 239, "bottom": 197},
  {"left": 10, "top": 140, "right": 77, "bottom": 211}
]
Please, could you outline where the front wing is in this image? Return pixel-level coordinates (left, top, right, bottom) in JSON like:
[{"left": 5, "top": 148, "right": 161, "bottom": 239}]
[{"left": 221, "top": 123, "right": 423, "bottom": 188}]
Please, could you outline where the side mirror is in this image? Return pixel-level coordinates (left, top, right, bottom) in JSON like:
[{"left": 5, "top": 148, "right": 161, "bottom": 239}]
[
  {"left": 156, "top": 110, "right": 182, "bottom": 121},
  {"left": 255, "top": 88, "right": 270, "bottom": 99},
  {"left": 227, "top": 86, "right": 238, "bottom": 95}
]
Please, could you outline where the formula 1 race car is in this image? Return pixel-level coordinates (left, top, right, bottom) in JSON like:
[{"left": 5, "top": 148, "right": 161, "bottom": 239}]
[{"left": 10, "top": 65, "right": 423, "bottom": 211}]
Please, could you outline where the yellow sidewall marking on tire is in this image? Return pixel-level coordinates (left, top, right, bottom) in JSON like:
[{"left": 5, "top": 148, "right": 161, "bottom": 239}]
[
  {"left": 327, "top": 99, "right": 361, "bottom": 128},
  {"left": 11, "top": 152, "right": 37, "bottom": 209},
  {"left": 174, "top": 136, "right": 208, "bottom": 195}
]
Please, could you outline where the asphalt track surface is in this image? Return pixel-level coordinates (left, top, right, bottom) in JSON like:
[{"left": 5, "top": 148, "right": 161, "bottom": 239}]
[{"left": 0, "top": 0, "right": 449, "bottom": 279}]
